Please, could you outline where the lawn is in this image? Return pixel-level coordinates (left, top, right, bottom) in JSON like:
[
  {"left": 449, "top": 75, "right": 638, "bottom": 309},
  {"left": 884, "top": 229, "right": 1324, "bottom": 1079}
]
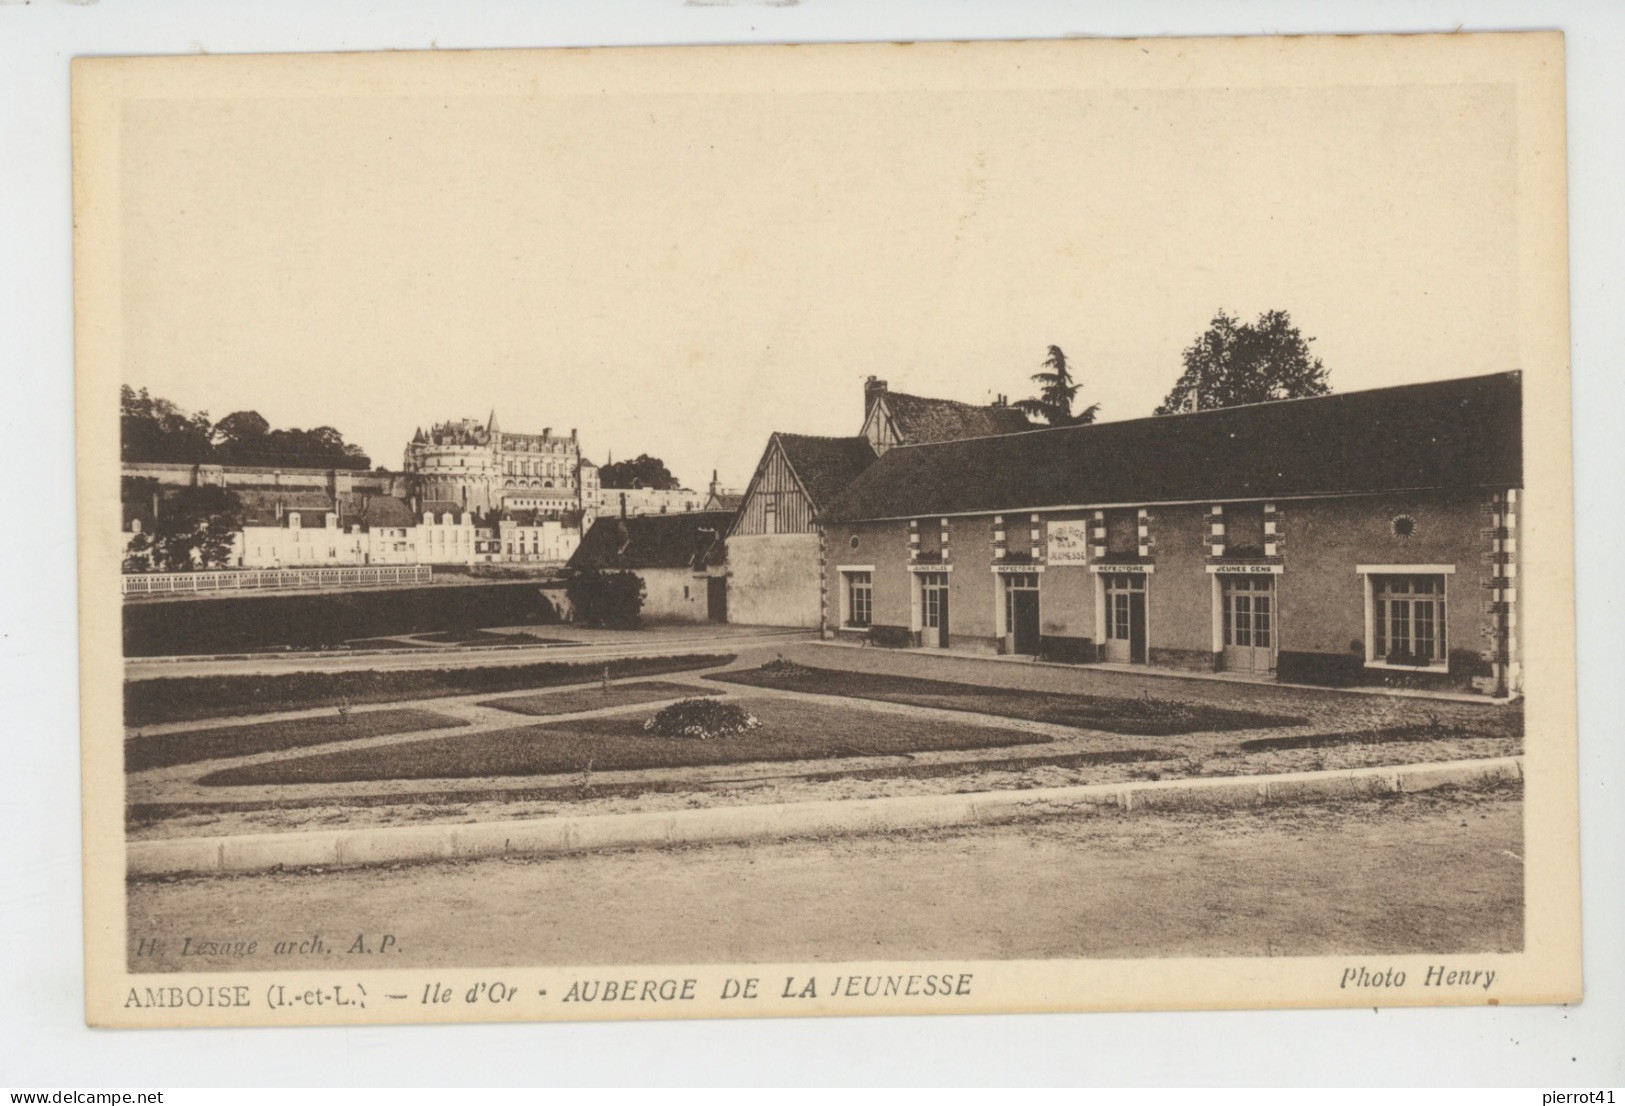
[
  {"left": 196, "top": 696, "right": 1047, "bottom": 785},
  {"left": 126, "top": 708, "right": 467, "bottom": 772},
  {"left": 124, "top": 653, "right": 737, "bottom": 726},
  {"left": 481, "top": 681, "right": 720, "bottom": 716},
  {"left": 710, "top": 663, "right": 1302, "bottom": 735}
]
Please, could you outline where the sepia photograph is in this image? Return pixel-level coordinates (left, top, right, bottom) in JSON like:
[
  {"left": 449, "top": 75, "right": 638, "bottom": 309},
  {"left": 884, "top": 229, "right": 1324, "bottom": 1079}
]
[{"left": 72, "top": 31, "right": 1579, "bottom": 1028}]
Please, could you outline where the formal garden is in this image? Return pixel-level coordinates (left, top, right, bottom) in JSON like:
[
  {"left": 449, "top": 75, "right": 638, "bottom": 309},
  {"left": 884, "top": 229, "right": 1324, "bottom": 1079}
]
[{"left": 123, "top": 649, "right": 1524, "bottom": 844}]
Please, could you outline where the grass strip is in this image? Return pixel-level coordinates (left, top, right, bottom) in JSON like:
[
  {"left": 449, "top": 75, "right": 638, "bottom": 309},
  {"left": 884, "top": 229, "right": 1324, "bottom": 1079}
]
[
  {"left": 481, "top": 681, "right": 721, "bottom": 717},
  {"left": 126, "top": 653, "right": 737, "bottom": 726},
  {"left": 126, "top": 708, "right": 466, "bottom": 771},
  {"left": 710, "top": 663, "right": 1302, "bottom": 736}
]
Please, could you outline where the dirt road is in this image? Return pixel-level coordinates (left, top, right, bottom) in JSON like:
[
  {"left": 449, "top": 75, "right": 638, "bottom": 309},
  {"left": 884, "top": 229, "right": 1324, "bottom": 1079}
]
[{"left": 127, "top": 785, "right": 1521, "bottom": 970}]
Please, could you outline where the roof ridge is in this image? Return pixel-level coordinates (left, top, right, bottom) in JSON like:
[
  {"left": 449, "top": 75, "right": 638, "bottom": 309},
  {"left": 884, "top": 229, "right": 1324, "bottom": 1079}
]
[
  {"left": 874, "top": 370, "right": 1525, "bottom": 456},
  {"left": 821, "top": 370, "right": 1521, "bottom": 522},
  {"left": 773, "top": 431, "right": 870, "bottom": 443},
  {"left": 885, "top": 390, "right": 1009, "bottom": 411}
]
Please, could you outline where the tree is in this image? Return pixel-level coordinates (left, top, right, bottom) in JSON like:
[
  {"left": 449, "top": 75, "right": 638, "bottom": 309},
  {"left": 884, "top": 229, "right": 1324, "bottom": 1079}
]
[
  {"left": 212, "top": 410, "right": 271, "bottom": 454},
  {"left": 123, "top": 388, "right": 372, "bottom": 469},
  {"left": 1014, "top": 345, "right": 1100, "bottom": 427},
  {"left": 145, "top": 486, "right": 245, "bottom": 571},
  {"left": 565, "top": 568, "right": 646, "bottom": 628},
  {"left": 600, "top": 454, "right": 681, "bottom": 490},
  {"left": 122, "top": 531, "right": 157, "bottom": 574},
  {"left": 120, "top": 385, "right": 214, "bottom": 463},
  {"left": 1155, "top": 309, "right": 1330, "bottom": 415}
]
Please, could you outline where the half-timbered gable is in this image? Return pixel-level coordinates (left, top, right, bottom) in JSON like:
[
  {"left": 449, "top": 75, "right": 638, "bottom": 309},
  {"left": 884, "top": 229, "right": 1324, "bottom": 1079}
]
[{"left": 725, "top": 433, "right": 876, "bottom": 627}]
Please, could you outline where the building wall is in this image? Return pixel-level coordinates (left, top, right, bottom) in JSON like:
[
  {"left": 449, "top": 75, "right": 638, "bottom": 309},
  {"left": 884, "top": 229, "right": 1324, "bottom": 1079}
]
[
  {"left": 1141, "top": 502, "right": 1219, "bottom": 670},
  {"left": 1035, "top": 510, "right": 1095, "bottom": 647},
  {"left": 727, "top": 533, "right": 822, "bottom": 627},
  {"left": 595, "top": 487, "right": 707, "bottom": 518},
  {"left": 944, "top": 517, "right": 996, "bottom": 649},
  {"left": 367, "top": 526, "right": 418, "bottom": 565},
  {"left": 636, "top": 568, "right": 711, "bottom": 622},
  {"left": 1274, "top": 490, "right": 1498, "bottom": 685},
  {"left": 823, "top": 487, "right": 1515, "bottom": 694},
  {"left": 824, "top": 520, "right": 914, "bottom": 640},
  {"left": 238, "top": 522, "right": 366, "bottom": 568},
  {"left": 415, "top": 515, "right": 476, "bottom": 565},
  {"left": 500, "top": 521, "right": 579, "bottom": 563},
  {"left": 124, "top": 462, "right": 406, "bottom": 497}
]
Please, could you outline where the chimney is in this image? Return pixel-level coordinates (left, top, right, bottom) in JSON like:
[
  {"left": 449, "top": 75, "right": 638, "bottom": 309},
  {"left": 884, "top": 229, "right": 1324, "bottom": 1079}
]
[
  {"left": 864, "top": 375, "right": 888, "bottom": 413},
  {"left": 620, "top": 492, "right": 628, "bottom": 519}
]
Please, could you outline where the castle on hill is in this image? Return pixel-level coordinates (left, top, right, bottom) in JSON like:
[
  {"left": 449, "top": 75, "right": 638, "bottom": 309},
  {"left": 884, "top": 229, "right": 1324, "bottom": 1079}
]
[{"left": 403, "top": 411, "right": 600, "bottom": 523}]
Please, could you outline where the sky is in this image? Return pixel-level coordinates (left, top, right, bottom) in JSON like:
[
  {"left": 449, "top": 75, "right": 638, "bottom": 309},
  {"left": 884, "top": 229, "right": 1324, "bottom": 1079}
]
[{"left": 116, "top": 45, "right": 1520, "bottom": 491}]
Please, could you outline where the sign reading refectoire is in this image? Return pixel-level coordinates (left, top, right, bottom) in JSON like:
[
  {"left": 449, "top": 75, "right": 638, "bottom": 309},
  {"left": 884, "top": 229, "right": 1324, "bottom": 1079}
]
[{"left": 1046, "top": 520, "right": 1091, "bottom": 565}]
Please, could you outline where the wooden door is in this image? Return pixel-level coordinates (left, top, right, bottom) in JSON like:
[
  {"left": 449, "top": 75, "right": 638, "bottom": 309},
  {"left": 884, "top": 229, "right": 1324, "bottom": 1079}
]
[
  {"left": 920, "top": 573, "right": 949, "bottom": 647},
  {"left": 1220, "top": 575, "right": 1275, "bottom": 673},
  {"left": 1103, "top": 573, "right": 1147, "bottom": 663},
  {"left": 707, "top": 576, "right": 727, "bottom": 623},
  {"left": 1005, "top": 573, "right": 1041, "bottom": 655}
]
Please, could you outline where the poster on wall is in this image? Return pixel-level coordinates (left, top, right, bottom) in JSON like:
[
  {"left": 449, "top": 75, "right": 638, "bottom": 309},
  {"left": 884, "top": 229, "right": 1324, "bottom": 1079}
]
[{"left": 1045, "top": 519, "right": 1091, "bottom": 566}]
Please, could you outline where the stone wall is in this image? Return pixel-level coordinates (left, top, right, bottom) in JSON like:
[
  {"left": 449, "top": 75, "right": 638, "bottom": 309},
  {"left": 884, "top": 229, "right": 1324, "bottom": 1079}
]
[{"left": 726, "top": 533, "right": 821, "bottom": 627}]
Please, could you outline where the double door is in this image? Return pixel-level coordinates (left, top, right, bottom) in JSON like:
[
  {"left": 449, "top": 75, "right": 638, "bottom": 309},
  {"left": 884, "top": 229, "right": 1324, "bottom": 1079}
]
[
  {"left": 1220, "top": 575, "right": 1276, "bottom": 673},
  {"left": 1102, "top": 573, "right": 1147, "bottom": 664}
]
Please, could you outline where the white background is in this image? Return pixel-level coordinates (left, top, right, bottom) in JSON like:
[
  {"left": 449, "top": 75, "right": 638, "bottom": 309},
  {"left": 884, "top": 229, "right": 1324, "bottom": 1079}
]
[{"left": 2, "top": 0, "right": 1621, "bottom": 1088}]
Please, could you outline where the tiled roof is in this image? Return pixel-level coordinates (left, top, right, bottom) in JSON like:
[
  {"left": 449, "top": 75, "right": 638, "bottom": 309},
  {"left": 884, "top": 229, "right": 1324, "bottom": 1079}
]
[
  {"left": 568, "top": 511, "right": 734, "bottom": 572},
  {"left": 237, "top": 490, "right": 335, "bottom": 528},
  {"left": 878, "top": 391, "right": 1032, "bottom": 445},
  {"left": 420, "top": 500, "right": 469, "bottom": 521},
  {"left": 824, "top": 372, "right": 1522, "bottom": 522},
  {"left": 337, "top": 493, "right": 418, "bottom": 529},
  {"left": 774, "top": 434, "right": 878, "bottom": 510}
]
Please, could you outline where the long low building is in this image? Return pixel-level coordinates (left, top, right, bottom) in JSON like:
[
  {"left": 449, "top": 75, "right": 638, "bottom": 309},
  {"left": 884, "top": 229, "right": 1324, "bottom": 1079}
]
[{"left": 816, "top": 372, "right": 1523, "bottom": 697}]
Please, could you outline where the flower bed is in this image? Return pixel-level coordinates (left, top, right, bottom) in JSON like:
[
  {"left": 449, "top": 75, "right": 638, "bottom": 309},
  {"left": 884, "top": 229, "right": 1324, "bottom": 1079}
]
[{"left": 644, "top": 698, "right": 760, "bottom": 740}]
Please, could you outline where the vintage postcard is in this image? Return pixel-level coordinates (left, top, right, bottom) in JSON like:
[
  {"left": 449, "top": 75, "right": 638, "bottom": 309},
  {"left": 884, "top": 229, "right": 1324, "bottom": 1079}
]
[{"left": 75, "top": 32, "right": 1579, "bottom": 1027}]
